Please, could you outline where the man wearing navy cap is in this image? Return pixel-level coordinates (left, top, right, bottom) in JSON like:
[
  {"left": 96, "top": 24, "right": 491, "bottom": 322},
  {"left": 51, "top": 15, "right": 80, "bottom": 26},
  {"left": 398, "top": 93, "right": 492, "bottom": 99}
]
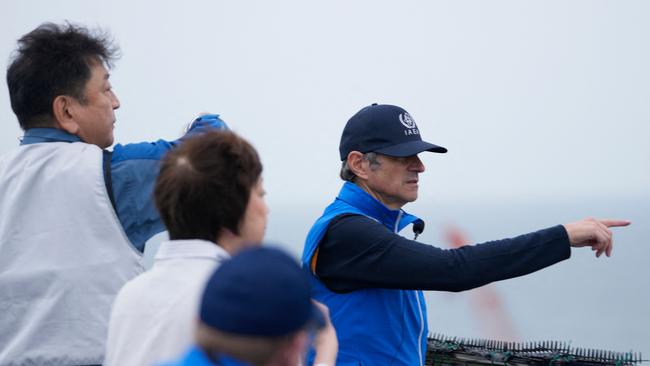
[
  {"left": 161, "top": 247, "right": 333, "bottom": 366},
  {"left": 301, "top": 103, "right": 630, "bottom": 366}
]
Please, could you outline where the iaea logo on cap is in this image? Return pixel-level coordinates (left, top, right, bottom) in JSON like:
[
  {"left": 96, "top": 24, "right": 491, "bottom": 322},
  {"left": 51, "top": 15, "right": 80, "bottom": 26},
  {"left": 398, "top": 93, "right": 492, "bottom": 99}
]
[{"left": 399, "top": 113, "right": 417, "bottom": 129}]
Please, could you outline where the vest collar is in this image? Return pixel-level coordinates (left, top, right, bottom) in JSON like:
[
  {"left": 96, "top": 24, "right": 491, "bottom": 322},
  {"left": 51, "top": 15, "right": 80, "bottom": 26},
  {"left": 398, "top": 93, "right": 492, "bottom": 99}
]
[
  {"left": 21, "top": 128, "right": 81, "bottom": 145},
  {"left": 336, "top": 182, "right": 420, "bottom": 232}
]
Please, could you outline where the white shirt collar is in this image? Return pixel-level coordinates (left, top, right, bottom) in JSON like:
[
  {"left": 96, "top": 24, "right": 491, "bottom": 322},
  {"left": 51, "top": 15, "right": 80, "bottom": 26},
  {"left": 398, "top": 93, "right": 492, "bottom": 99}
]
[{"left": 154, "top": 239, "right": 230, "bottom": 262}]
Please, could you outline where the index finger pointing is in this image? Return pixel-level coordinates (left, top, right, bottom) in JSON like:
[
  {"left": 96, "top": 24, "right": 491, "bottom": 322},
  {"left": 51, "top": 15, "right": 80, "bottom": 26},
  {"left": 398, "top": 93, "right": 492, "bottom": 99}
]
[{"left": 599, "top": 219, "right": 631, "bottom": 228}]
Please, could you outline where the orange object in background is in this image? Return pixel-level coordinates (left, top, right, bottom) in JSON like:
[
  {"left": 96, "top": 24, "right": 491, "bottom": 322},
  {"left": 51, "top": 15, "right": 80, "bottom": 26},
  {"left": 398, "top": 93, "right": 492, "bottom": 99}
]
[{"left": 444, "top": 225, "right": 519, "bottom": 342}]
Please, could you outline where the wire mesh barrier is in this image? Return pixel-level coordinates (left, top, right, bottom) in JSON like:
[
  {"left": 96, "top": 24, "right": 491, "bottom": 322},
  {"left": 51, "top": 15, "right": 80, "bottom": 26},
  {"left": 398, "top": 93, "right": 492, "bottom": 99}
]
[{"left": 425, "top": 334, "right": 644, "bottom": 366}]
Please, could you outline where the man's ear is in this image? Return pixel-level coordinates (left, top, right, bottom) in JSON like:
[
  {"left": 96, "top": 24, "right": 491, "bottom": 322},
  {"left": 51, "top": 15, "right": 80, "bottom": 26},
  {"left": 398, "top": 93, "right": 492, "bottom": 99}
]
[
  {"left": 52, "top": 95, "right": 80, "bottom": 135},
  {"left": 347, "top": 151, "right": 369, "bottom": 180}
]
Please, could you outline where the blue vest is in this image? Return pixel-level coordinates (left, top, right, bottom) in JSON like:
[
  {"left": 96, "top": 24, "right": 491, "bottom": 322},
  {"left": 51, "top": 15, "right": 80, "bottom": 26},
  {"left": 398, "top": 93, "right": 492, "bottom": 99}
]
[{"left": 302, "top": 182, "right": 428, "bottom": 366}]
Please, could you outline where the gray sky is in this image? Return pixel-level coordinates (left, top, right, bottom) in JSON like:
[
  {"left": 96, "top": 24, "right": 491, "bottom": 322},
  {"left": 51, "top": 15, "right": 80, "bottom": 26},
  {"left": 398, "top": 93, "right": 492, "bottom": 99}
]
[
  {"left": 2, "top": 0, "right": 649, "bottom": 356},
  {"left": 2, "top": 0, "right": 648, "bottom": 207}
]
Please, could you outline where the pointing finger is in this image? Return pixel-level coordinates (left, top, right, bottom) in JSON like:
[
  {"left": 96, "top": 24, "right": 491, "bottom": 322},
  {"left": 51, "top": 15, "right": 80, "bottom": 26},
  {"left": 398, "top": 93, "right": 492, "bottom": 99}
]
[{"left": 600, "top": 219, "right": 631, "bottom": 228}]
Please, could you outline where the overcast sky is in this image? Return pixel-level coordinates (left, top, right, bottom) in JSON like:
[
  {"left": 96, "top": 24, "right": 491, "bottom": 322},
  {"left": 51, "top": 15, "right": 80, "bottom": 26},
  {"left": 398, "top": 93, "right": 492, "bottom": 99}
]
[
  {"left": 2, "top": 0, "right": 650, "bottom": 356},
  {"left": 2, "top": 0, "right": 648, "bottom": 209}
]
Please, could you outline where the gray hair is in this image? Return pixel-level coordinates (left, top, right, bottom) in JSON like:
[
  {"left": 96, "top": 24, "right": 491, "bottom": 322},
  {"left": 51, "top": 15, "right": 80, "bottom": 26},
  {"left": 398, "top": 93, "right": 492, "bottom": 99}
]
[{"left": 339, "top": 152, "right": 381, "bottom": 181}]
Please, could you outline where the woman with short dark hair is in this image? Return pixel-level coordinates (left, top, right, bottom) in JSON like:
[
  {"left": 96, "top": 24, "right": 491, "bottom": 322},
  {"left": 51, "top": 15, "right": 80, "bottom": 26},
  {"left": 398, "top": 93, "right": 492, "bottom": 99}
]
[
  {"left": 105, "top": 130, "right": 337, "bottom": 366},
  {"left": 105, "top": 130, "right": 268, "bottom": 366}
]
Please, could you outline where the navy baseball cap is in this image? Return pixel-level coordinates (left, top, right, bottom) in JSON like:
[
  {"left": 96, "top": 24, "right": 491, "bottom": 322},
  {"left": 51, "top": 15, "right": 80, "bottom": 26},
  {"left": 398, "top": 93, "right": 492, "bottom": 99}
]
[
  {"left": 339, "top": 104, "right": 447, "bottom": 160},
  {"left": 199, "top": 246, "right": 324, "bottom": 337}
]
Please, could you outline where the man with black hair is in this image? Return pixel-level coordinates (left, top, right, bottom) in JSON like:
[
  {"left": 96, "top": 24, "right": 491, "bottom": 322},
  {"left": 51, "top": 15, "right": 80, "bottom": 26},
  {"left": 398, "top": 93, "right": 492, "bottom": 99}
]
[{"left": 0, "top": 22, "right": 226, "bottom": 365}]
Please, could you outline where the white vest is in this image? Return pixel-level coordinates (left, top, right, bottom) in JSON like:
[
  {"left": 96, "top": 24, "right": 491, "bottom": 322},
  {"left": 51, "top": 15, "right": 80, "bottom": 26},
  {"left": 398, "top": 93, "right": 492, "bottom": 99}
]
[{"left": 0, "top": 142, "right": 144, "bottom": 366}]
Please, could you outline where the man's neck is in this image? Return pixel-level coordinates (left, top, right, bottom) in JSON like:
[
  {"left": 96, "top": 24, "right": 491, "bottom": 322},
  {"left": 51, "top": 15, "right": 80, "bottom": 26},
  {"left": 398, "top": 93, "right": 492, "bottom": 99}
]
[{"left": 352, "top": 180, "right": 404, "bottom": 210}]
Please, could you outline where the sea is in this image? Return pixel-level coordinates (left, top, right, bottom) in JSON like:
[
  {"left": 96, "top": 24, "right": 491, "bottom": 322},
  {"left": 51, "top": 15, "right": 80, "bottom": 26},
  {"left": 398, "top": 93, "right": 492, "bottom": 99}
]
[{"left": 143, "top": 196, "right": 650, "bottom": 357}]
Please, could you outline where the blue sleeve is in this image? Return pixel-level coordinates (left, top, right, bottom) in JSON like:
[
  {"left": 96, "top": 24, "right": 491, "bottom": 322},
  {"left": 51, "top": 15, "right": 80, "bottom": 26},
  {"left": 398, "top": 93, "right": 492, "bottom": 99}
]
[
  {"left": 316, "top": 215, "right": 571, "bottom": 293},
  {"left": 109, "top": 114, "right": 228, "bottom": 251}
]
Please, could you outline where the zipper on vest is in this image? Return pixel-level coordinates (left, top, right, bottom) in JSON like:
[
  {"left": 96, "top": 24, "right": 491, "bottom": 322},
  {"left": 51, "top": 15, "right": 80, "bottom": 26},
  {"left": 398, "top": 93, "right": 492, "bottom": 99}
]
[
  {"left": 394, "top": 211, "right": 403, "bottom": 233},
  {"left": 394, "top": 210, "right": 424, "bottom": 364},
  {"left": 415, "top": 292, "right": 425, "bottom": 366}
]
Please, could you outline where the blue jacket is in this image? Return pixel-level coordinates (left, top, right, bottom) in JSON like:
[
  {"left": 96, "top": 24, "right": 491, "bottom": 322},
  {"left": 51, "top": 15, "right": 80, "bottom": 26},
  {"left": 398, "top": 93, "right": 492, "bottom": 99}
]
[
  {"left": 302, "top": 182, "right": 427, "bottom": 366},
  {"left": 19, "top": 114, "right": 227, "bottom": 252}
]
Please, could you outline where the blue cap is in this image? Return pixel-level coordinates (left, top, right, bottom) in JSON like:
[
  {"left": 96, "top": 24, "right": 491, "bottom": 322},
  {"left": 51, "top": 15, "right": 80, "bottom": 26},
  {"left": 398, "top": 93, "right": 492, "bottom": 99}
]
[
  {"left": 339, "top": 104, "right": 447, "bottom": 160},
  {"left": 184, "top": 113, "right": 229, "bottom": 136},
  {"left": 199, "top": 246, "right": 324, "bottom": 337}
]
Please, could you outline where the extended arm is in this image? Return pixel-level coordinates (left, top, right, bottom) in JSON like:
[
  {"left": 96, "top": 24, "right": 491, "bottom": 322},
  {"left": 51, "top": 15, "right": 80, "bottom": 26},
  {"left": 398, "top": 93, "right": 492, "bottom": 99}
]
[
  {"left": 109, "top": 114, "right": 228, "bottom": 251},
  {"left": 315, "top": 214, "right": 571, "bottom": 293}
]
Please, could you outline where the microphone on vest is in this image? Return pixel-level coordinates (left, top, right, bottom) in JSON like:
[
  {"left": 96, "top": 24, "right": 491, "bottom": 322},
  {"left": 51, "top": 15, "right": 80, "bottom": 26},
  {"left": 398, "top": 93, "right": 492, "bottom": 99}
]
[{"left": 413, "top": 220, "right": 424, "bottom": 240}]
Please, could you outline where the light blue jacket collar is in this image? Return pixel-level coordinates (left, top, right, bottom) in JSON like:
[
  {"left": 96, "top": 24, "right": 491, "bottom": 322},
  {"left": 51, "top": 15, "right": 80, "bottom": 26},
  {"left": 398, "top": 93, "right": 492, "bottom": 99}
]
[
  {"left": 336, "top": 181, "right": 420, "bottom": 233},
  {"left": 21, "top": 128, "right": 81, "bottom": 145}
]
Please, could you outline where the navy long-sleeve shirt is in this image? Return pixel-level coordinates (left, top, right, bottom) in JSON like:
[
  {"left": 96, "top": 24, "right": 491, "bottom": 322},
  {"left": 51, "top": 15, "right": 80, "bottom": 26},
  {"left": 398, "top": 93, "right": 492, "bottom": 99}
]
[{"left": 315, "top": 214, "right": 571, "bottom": 293}]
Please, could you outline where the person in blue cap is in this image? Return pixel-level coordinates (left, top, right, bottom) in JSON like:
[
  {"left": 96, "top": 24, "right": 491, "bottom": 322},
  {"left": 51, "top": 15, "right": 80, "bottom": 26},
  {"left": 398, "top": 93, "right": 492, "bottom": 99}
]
[
  {"left": 161, "top": 246, "right": 335, "bottom": 366},
  {"left": 301, "top": 103, "right": 630, "bottom": 366},
  {"left": 0, "top": 22, "right": 227, "bottom": 366}
]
